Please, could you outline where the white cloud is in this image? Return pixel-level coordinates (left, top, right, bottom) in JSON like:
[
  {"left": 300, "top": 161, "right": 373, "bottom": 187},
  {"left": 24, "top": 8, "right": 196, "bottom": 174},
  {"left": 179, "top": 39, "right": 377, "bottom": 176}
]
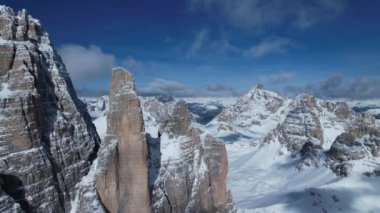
[
  {"left": 206, "top": 84, "right": 240, "bottom": 96},
  {"left": 259, "top": 71, "right": 295, "bottom": 84},
  {"left": 185, "top": 30, "right": 294, "bottom": 59},
  {"left": 285, "top": 75, "right": 380, "bottom": 99},
  {"left": 139, "top": 78, "right": 240, "bottom": 97},
  {"left": 59, "top": 44, "right": 144, "bottom": 80},
  {"left": 186, "top": 28, "right": 209, "bottom": 58},
  {"left": 58, "top": 44, "right": 116, "bottom": 81},
  {"left": 122, "top": 57, "right": 143, "bottom": 72},
  {"left": 139, "top": 78, "right": 194, "bottom": 97},
  {"left": 189, "top": 0, "right": 344, "bottom": 30},
  {"left": 244, "top": 37, "right": 293, "bottom": 58}
]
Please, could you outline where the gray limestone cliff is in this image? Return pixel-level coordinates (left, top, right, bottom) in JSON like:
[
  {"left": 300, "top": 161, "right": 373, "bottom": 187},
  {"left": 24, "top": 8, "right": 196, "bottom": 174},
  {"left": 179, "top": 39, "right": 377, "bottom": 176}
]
[{"left": 0, "top": 5, "right": 100, "bottom": 213}]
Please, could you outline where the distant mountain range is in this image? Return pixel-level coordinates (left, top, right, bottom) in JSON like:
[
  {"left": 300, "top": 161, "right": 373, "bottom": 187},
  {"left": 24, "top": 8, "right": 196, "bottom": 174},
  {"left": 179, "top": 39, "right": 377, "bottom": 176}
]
[
  {"left": 1, "top": 5, "right": 379, "bottom": 213},
  {"left": 81, "top": 85, "right": 380, "bottom": 212}
]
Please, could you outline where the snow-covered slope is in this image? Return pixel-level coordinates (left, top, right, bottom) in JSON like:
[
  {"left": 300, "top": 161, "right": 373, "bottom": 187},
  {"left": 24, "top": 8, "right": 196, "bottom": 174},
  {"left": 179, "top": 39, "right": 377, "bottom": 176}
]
[
  {"left": 80, "top": 96, "right": 109, "bottom": 136},
  {"left": 347, "top": 99, "right": 380, "bottom": 119},
  {"left": 197, "top": 86, "right": 380, "bottom": 212},
  {"left": 81, "top": 91, "right": 380, "bottom": 212}
]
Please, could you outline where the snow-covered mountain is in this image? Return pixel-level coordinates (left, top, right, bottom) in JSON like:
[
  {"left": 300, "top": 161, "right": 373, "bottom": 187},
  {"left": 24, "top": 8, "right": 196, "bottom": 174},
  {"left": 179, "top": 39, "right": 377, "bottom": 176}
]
[
  {"left": 347, "top": 99, "right": 380, "bottom": 119},
  {"left": 80, "top": 84, "right": 380, "bottom": 213},
  {"left": 1, "top": 4, "right": 379, "bottom": 213},
  {"left": 0, "top": 6, "right": 100, "bottom": 213},
  {"left": 201, "top": 86, "right": 380, "bottom": 212}
]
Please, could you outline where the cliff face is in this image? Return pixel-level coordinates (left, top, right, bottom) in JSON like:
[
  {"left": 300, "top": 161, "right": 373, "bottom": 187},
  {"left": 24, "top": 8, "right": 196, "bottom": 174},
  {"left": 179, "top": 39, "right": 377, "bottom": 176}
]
[
  {"left": 0, "top": 6, "right": 100, "bottom": 212},
  {"left": 96, "top": 68, "right": 150, "bottom": 213},
  {"left": 327, "top": 118, "right": 380, "bottom": 176}
]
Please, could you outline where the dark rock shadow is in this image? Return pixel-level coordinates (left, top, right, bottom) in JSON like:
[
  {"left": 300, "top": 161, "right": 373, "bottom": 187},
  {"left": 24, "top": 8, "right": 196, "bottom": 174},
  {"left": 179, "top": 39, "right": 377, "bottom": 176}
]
[
  {"left": 219, "top": 133, "right": 254, "bottom": 144},
  {"left": 146, "top": 133, "right": 161, "bottom": 190},
  {"left": 0, "top": 174, "right": 34, "bottom": 212},
  {"left": 187, "top": 102, "right": 225, "bottom": 125}
]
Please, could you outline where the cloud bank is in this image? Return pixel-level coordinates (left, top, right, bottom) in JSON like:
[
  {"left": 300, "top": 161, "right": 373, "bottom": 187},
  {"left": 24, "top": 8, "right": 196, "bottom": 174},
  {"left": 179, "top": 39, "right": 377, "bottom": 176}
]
[
  {"left": 259, "top": 71, "right": 295, "bottom": 84},
  {"left": 186, "top": 28, "right": 209, "bottom": 58},
  {"left": 244, "top": 37, "right": 294, "bottom": 58},
  {"left": 286, "top": 75, "right": 380, "bottom": 99},
  {"left": 138, "top": 79, "right": 241, "bottom": 97},
  {"left": 189, "top": 0, "right": 345, "bottom": 30},
  {"left": 186, "top": 31, "right": 294, "bottom": 59},
  {"left": 58, "top": 44, "right": 116, "bottom": 81}
]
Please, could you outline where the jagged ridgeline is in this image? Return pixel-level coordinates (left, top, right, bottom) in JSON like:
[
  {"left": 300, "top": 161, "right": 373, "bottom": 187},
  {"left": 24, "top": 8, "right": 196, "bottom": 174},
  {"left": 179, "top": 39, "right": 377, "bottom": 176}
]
[{"left": 0, "top": 6, "right": 100, "bottom": 212}]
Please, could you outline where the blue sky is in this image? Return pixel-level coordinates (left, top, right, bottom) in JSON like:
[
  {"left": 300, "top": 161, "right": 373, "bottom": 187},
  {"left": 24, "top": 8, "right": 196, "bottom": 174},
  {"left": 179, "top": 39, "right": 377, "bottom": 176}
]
[{"left": 3, "top": 0, "right": 380, "bottom": 98}]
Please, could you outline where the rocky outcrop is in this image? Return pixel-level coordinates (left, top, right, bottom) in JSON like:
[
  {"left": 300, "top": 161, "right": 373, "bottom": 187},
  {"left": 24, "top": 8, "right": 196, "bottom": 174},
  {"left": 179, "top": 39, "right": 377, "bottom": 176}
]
[
  {"left": 0, "top": 6, "right": 100, "bottom": 212},
  {"left": 95, "top": 68, "right": 150, "bottom": 213},
  {"left": 328, "top": 119, "right": 380, "bottom": 176},
  {"left": 146, "top": 99, "right": 233, "bottom": 212},
  {"left": 276, "top": 94, "right": 324, "bottom": 153}
]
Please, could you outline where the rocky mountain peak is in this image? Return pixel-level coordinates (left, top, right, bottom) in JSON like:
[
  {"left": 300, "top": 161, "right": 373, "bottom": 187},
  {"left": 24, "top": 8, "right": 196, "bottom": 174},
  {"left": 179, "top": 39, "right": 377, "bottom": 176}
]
[
  {"left": 0, "top": 5, "right": 49, "bottom": 43},
  {"left": 236, "top": 84, "right": 287, "bottom": 114},
  {"left": 0, "top": 6, "right": 100, "bottom": 212},
  {"left": 109, "top": 67, "right": 135, "bottom": 97},
  {"left": 215, "top": 83, "right": 289, "bottom": 133},
  {"left": 253, "top": 83, "right": 265, "bottom": 90},
  {"left": 168, "top": 100, "right": 192, "bottom": 135},
  {"left": 243, "top": 84, "right": 283, "bottom": 102},
  {"left": 292, "top": 93, "right": 319, "bottom": 109}
]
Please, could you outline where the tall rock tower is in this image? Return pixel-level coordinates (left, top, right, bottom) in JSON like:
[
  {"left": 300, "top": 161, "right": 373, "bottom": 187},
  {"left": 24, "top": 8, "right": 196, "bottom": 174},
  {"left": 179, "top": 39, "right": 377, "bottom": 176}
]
[{"left": 96, "top": 68, "right": 150, "bottom": 213}]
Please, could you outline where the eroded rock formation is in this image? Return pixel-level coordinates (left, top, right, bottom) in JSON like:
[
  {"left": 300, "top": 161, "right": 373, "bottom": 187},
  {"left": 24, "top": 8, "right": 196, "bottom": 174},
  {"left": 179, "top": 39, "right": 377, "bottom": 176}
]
[
  {"left": 145, "top": 99, "right": 234, "bottom": 212},
  {"left": 96, "top": 68, "right": 150, "bottom": 213}
]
